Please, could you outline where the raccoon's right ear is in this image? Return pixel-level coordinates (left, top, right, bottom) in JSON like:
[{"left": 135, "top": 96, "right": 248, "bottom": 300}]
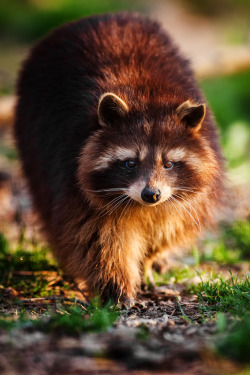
[
  {"left": 176, "top": 100, "right": 206, "bottom": 132},
  {"left": 98, "top": 93, "right": 129, "bottom": 126}
]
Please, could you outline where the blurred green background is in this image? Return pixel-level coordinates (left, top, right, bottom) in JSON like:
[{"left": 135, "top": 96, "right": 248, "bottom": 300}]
[
  {"left": 0, "top": 0, "right": 140, "bottom": 42},
  {"left": 201, "top": 71, "right": 250, "bottom": 183},
  {"left": 0, "top": 0, "right": 250, "bottom": 42}
]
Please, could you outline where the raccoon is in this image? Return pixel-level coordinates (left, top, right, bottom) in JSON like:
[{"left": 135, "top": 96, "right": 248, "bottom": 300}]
[{"left": 14, "top": 13, "right": 225, "bottom": 304}]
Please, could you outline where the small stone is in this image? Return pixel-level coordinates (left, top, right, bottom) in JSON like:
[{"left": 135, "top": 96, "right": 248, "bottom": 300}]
[
  {"left": 163, "top": 332, "right": 185, "bottom": 343},
  {"left": 185, "top": 326, "right": 198, "bottom": 336},
  {"left": 167, "top": 320, "right": 175, "bottom": 327},
  {"left": 159, "top": 314, "right": 169, "bottom": 323}
]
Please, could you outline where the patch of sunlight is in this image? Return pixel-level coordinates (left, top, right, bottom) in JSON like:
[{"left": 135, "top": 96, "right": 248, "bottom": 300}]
[
  {"left": 224, "top": 121, "right": 250, "bottom": 161},
  {"left": 227, "top": 161, "right": 250, "bottom": 185}
]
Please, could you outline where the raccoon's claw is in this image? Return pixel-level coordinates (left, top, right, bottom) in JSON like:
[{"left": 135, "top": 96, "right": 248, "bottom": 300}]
[{"left": 118, "top": 296, "right": 135, "bottom": 310}]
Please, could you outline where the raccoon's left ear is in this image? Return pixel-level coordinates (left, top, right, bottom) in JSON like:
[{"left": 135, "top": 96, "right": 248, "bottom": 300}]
[
  {"left": 98, "top": 93, "right": 129, "bottom": 126},
  {"left": 176, "top": 100, "right": 206, "bottom": 131}
]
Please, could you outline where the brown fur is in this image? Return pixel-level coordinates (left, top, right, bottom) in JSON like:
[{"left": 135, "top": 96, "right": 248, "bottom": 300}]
[{"left": 14, "top": 13, "right": 225, "bottom": 303}]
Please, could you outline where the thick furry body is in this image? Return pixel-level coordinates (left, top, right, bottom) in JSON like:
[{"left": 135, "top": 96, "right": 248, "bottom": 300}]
[{"left": 15, "top": 13, "right": 225, "bottom": 302}]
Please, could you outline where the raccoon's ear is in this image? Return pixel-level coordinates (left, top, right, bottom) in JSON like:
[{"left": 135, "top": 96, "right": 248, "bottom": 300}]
[
  {"left": 176, "top": 100, "right": 206, "bottom": 131},
  {"left": 98, "top": 93, "right": 129, "bottom": 126}
]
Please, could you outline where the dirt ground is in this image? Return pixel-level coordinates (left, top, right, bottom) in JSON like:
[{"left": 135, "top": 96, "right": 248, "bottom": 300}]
[{"left": 0, "top": 306, "right": 236, "bottom": 375}]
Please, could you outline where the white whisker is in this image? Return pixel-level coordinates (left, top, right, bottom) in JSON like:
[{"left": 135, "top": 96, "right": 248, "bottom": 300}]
[
  {"left": 173, "top": 193, "right": 201, "bottom": 231},
  {"left": 117, "top": 197, "right": 131, "bottom": 224},
  {"left": 84, "top": 187, "right": 128, "bottom": 193},
  {"left": 173, "top": 187, "right": 209, "bottom": 195},
  {"left": 97, "top": 194, "right": 126, "bottom": 211},
  {"left": 171, "top": 195, "right": 201, "bottom": 232},
  {"left": 107, "top": 195, "right": 129, "bottom": 216},
  {"left": 168, "top": 197, "right": 183, "bottom": 219},
  {"left": 95, "top": 194, "right": 127, "bottom": 219}
]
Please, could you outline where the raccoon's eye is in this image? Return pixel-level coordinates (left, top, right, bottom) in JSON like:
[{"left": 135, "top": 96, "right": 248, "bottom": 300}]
[
  {"left": 125, "top": 160, "right": 137, "bottom": 169},
  {"left": 164, "top": 161, "right": 174, "bottom": 170}
]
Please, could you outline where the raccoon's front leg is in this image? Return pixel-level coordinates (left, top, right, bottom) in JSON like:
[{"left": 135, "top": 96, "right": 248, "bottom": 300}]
[
  {"left": 100, "top": 247, "right": 142, "bottom": 304},
  {"left": 84, "top": 224, "right": 144, "bottom": 304},
  {"left": 144, "top": 257, "right": 156, "bottom": 287},
  {"left": 92, "top": 246, "right": 140, "bottom": 304},
  {"left": 143, "top": 249, "right": 169, "bottom": 287}
]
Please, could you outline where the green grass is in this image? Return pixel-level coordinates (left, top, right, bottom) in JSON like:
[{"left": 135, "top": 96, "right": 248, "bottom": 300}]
[
  {"left": 189, "top": 269, "right": 250, "bottom": 364},
  {"left": 153, "top": 266, "right": 197, "bottom": 286},
  {"left": 190, "top": 271, "right": 250, "bottom": 317},
  {"left": 31, "top": 299, "right": 119, "bottom": 335},
  {"left": 0, "top": 233, "right": 120, "bottom": 334},
  {"left": 154, "top": 215, "right": 250, "bottom": 366},
  {"left": 0, "top": 299, "right": 119, "bottom": 335},
  {"left": 0, "top": 232, "right": 59, "bottom": 297},
  {"left": 0, "top": 232, "right": 56, "bottom": 274},
  {"left": 217, "top": 313, "right": 250, "bottom": 364}
]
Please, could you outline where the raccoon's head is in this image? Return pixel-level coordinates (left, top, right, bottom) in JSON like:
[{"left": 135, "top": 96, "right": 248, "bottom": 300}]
[{"left": 78, "top": 92, "right": 220, "bottom": 211}]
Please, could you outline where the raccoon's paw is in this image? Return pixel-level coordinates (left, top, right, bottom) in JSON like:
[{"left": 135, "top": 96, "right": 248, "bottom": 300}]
[
  {"left": 100, "top": 281, "right": 122, "bottom": 304},
  {"left": 118, "top": 295, "right": 135, "bottom": 310},
  {"left": 101, "top": 281, "right": 134, "bottom": 305}
]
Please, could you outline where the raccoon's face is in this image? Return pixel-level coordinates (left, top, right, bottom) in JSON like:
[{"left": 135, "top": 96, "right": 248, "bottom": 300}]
[{"left": 78, "top": 93, "right": 218, "bottom": 209}]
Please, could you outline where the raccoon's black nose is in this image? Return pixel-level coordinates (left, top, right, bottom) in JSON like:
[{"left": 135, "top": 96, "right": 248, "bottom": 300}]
[{"left": 141, "top": 188, "right": 161, "bottom": 204}]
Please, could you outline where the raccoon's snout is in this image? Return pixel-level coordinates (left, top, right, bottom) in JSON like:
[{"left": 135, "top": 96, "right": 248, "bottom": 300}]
[{"left": 141, "top": 187, "right": 161, "bottom": 204}]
